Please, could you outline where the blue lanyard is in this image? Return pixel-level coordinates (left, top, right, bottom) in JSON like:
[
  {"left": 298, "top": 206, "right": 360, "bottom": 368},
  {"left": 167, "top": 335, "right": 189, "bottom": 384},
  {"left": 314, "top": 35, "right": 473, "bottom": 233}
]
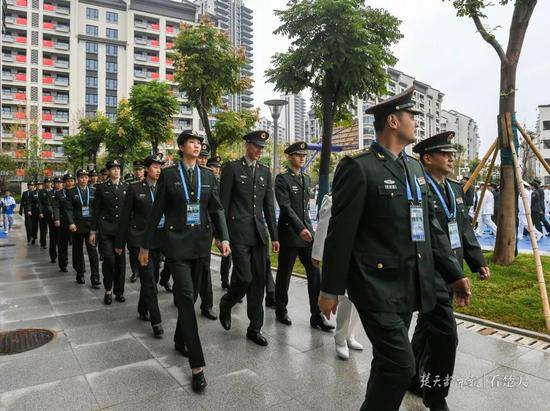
[
  {"left": 403, "top": 153, "right": 422, "bottom": 204},
  {"left": 177, "top": 162, "right": 201, "bottom": 202},
  {"left": 426, "top": 174, "right": 457, "bottom": 221},
  {"left": 148, "top": 186, "right": 155, "bottom": 203},
  {"left": 62, "top": 189, "right": 67, "bottom": 199},
  {"left": 77, "top": 186, "right": 89, "bottom": 207}
]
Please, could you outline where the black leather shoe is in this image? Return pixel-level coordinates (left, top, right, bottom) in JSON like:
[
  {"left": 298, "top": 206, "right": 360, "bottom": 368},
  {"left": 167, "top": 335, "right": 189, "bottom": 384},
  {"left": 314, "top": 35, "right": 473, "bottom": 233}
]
[
  {"left": 152, "top": 324, "right": 164, "bottom": 339},
  {"left": 246, "top": 332, "right": 268, "bottom": 346},
  {"left": 219, "top": 301, "right": 231, "bottom": 330},
  {"left": 425, "top": 399, "right": 450, "bottom": 411},
  {"left": 115, "top": 295, "right": 125, "bottom": 303},
  {"left": 50, "top": 259, "right": 56, "bottom": 264},
  {"left": 201, "top": 308, "right": 217, "bottom": 320},
  {"left": 159, "top": 281, "right": 174, "bottom": 293},
  {"left": 310, "top": 314, "right": 335, "bottom": 332},
  {"left": 221, "top": 281, "right": 229, "bottom": 290},
  {"left": 91, "top": 278, "right": 101, "bottom": 289},
  {"left": 31, "top": 239, "right": 36, "bottom": 245},
  {"left": 265, "top": 295, "right": 276, "bottom": 309},
  {"left": 408, "top": 378, "right": 422, "bottom": 398},
  {"left": 76, "top": 276, "right": 85, "bottom": 285},
  {"left": 130, "top": 273, "right": 137, "bottom": 283},
  {"left": 104, "top": 293, "right": 112, "bottom": 305},
  {"left": 276, "top": 313, "right": 292, "bottom": 326},
  {"left": 175, "top": 343, "right": 188, "bottom": 357},
  {"left": 60, "top": 267, "right": 68, "bottom": 273},
  {"left": 192, "top": 370, "right": 207, "bottom": 393},
  {"left": 139, "top": 313, "right": 150, "bottom": 321}
]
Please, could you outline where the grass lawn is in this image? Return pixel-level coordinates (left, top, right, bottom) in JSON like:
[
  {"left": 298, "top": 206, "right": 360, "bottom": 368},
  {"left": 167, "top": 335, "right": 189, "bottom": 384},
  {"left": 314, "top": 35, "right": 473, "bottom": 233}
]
[{"left": 214, "top": 246, "right": 550, "bottom": 334}]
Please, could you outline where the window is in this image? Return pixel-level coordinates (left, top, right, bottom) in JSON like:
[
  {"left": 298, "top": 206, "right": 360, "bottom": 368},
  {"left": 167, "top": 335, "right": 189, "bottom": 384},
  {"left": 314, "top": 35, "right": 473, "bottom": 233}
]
[
  {"left": 86, "top": 76, "right": 98, "bottom": 88},
  {"left": 86, "top": 42, "right": 98, "bottom": 53},
  {"left": 86, "top": 25, "right": 98, "bottom": 37},
  {"left": 86, "top": 8, "right": 98, "bottom": 20},
  {"left": 85, "top": 93, "right": 98, "bottom": 105},
  {"left": 106, "top": 28, "right": 118, "bottom": 39},
  {"left": 106, "top": 11, "right": 118, "bottom": 23},
  {"left": 106, "top": 78, "right": 117, "bottom": 90},
  {"left": 106, "top": 112, "right": 116, "bottom": 122},
  {"left": 86, "top": 110, "right": 97, "bottom": 118},
  {"left": 106, "top": 45, "right": 118, "bottom": 57},
  {"left": 543, "top": 121, "right": 550, "bottom": 131},
  {"left": 85, "top": 59, "right": 98, "bottom": 70},
  {"left": 106, "top": 95, "right": 117, "bottom": 107},
  {"left": 106, "top": 62, "right": 118, "bottom": 73}
]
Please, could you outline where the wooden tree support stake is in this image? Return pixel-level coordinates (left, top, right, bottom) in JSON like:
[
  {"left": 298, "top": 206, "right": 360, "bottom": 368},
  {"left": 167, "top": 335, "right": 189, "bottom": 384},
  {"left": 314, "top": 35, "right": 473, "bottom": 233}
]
[
  {"left": 463, "top": 138, "right": 498, "bottom": 194},
  {"left": 472, "top": 145, "right": 500, "bottom": 227},
  {"left": 509, "top": 126, "right": 550, "bottom": 332}
]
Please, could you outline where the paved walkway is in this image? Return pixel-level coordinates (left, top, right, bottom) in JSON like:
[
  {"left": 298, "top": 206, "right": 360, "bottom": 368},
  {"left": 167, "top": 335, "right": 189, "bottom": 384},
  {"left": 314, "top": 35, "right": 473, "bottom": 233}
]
[{"left": 1, "top": 218, "right": 549, "bottom": 410}]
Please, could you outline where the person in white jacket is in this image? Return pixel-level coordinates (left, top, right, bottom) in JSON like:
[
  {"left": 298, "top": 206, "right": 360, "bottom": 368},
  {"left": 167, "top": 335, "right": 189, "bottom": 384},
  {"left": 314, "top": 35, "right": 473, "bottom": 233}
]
[
  {"left": 311, "top": 193, "right": 363, "bottom": 359},
  {"left": 518, "top": 183, "right": 543, "bottom": 241},
  {"left": 475, "top": 182, "right": 498, "bottom": 237}
]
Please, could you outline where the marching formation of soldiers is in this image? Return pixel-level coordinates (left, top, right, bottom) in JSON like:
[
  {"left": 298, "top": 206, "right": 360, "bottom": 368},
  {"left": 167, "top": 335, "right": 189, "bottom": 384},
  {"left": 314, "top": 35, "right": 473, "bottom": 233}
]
[{"left": 18, "top": 88, "right": 494, "bottom": 410}]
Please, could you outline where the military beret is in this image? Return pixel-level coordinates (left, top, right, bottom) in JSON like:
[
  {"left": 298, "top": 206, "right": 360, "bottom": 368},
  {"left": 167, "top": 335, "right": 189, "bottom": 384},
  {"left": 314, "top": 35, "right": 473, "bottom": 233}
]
[
  {"left": 200, "top": 142, "right": 211, "bottom": 157},
  {"left": 63, "top": 173, "right": 75, "bottom": 181},
  {"left": 143, "top": 152, "right": 165, "bottom": 167},
  {"left": 76, "top": 169, "right": 88, "bottom": 177},
  {"left": 106, "top": 159, "right": 122, "bottom": 169},
  {"left": 43, "top": 177, "right": 52, "bottom": 183},
  {"left": 413, "top": 131, "right": 457, "bottom": 157},
  {"left": 243, "top": 130, "right": 269, "bottom": 147},
  {"left": 365, "top": 86, "right": 422, "bottom": 120},
  {"left": 285, "top": 141, "right": 308, "bottom": 155},
  {"left": 177, "top": 130, "right": 204, "bottom": 146},
  {"left": 206, "top": 155, "right": 222, "bottom": 168}
]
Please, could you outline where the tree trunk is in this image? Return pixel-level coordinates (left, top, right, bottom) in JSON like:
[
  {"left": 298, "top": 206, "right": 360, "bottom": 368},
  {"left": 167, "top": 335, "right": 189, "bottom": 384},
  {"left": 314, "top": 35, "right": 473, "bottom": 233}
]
[
  {"left": 152, "top": 139, "right": 158, "bottom": 155},
  {"left": 317, "top": 100, "right": 334, "bottom": 210},
  {"left": 493, "top": 62, "right": 518, "bottom": 265}
]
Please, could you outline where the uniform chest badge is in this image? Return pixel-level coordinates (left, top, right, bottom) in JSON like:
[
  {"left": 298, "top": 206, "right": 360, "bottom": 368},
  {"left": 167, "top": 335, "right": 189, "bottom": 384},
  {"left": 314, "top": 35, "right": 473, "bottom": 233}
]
[
  {"left": 384, "top": 179, "right": 395, "bottom": 185},
  {"left": 417, "top": 177, "right": 426, "bottom": 185},
  {"left": 240, "top": 175, "right": 248, "bottom": 179},
  {"left": 456, "top": 198, "right": 464, "bottom": 204},
  {"left": 174, "top": 181, "right": 182, "bottom": 187},
  {"left": 260, "top": 176, "right": 264, "bottom": 181},
  {"left": 139, "top": 193, "right": 146, "bottom": 197}
]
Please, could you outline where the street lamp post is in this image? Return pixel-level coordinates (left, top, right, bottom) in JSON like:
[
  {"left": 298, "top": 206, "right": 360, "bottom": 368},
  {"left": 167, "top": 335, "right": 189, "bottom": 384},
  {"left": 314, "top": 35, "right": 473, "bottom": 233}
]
[{"left": 264, "top": 99, "right": 288, "bottom": 178}]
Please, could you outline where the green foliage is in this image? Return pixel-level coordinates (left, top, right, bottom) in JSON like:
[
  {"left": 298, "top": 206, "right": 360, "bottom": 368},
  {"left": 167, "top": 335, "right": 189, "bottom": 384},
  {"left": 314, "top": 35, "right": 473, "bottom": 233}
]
[
  {"left": 128, "top": 81, "right": 179, "bottom": 154},
  {"left": 62, "top": 133, "right": 87, "bottom": 170},
  {"left": 171, "top": 16, "right": 249, "bottom": 154},
  {"left": 448, "top": 0, "right": 511, "bottom": 18},
  {"left": 71, "top": 113, "right": 110, "bottom": 167},
  {"left": 105, "top": 99, "right": 149, "bottom": 166},
  {"left": 0, "top": 154, "right": 17, "bottom": 188},
  {"left": 213, "top": 109, "right": 259, "bottom": 150}
]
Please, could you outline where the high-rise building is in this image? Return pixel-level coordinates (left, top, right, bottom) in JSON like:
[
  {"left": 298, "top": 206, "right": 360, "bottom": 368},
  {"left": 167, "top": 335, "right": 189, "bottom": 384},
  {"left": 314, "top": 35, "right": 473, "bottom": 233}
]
[
  {"left": 440, "top": 109, "right": 481, "bottom": 162},
  {"left": 279, "top": 93, "right": 305, "bottom": 144},
  {"left": 1, "top": 0, "right": 201, "bottom": 168},
  {"left": 356, "top": 67, "right": 445, "bottom": 150},
  {"left": 256, "top": 116, "right": 286, "bottom": 140},
  {"left": 304, "top": 107, "right": 320, "bottom": 143},
  {"left": 194, "top": 0, "right": 253, "bottom": 111},
  {"left": 535, "top": 104, "right": 550, "bottom": 184}
]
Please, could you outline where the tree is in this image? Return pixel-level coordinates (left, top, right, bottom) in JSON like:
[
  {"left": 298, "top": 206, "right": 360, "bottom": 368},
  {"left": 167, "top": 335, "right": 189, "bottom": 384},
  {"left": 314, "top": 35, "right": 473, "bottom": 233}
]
[
  {"left": 0, "top": 154, "right": 17, "bottom": 188},
  {"left": 71, "top": 113, "right": 110, "bottom": 166},
  {"left": 105, "top": 99, "right": 149, "bottom": 166},
  {"left": 62, "top": 133, "right": 87, "bottom": 170},
  {"left": 266, "top": 0, "right": 402, "bottom": 205},
  {"left": 448, "top": 0, "right": 537, "bottom": 264},
  {"left": 172, "top": 16, "right": 250, "bottom": 156},
  {"left": 212, "top": 109, "right": 259, "bottom": 151},
  {"left": 129, "top": 81, "right": 178, "bottom": 155}
]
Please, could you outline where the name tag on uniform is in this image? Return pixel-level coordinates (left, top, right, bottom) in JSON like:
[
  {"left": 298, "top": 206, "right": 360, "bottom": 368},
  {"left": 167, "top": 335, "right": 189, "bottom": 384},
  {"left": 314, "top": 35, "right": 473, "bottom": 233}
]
[
  {"left": 448, "top": 220, "right": 461, "bottom": 249},
  {"left": 139, "top": 193, "right": 146, "bottom": 198},
  {"left": 456, "top": 198, "right": 464, "bottom": 205},
  {"left": 82, "top": 206, "right": 90, "bottom": 218},
  {"left": 410, "top": 205, "right": 425, "bottom": 242},
  {"left": 417, "top": 177, "right": 426, "bottom": 186},
  {"left": 186, "top": 202, "right": 200, "bottom": 226},
  {"left": 158, "top": 214, "right": 165, "bottom": 229}
]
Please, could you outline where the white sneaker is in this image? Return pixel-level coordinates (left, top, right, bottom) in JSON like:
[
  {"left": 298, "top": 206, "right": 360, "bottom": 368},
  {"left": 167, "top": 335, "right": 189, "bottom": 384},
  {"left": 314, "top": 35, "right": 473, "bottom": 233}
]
[
  {"left": 335, "top": 342, "right": 349, "bottom": 360},
  {"left": 347, "top": 338, "right": 364, "bottom": 351}
]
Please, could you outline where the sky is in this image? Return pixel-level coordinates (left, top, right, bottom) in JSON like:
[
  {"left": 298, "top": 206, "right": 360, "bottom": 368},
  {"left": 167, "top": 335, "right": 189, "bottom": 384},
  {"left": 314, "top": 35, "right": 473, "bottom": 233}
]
[{"left": 246, "top": 0, "right": 550, "bottom": 154}]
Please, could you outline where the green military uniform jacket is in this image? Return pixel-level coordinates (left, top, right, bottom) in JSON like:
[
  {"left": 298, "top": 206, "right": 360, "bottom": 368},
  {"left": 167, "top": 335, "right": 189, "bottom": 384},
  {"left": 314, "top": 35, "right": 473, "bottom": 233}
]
[
  {"left": 321, "top": 141, "right": 464, "bottom": 314},
  {"left": 220, "top": 157, "right": 278, "bottom": 246},
  {"left": 275, "top": 168, "right": 314, "bottom": 248}
]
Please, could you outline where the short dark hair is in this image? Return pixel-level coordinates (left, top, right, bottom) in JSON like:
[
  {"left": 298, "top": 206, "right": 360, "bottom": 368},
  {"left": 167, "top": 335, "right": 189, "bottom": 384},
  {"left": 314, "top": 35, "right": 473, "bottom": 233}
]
[{"left": 373, "top": 111, "right": 404, "bottom": 134}]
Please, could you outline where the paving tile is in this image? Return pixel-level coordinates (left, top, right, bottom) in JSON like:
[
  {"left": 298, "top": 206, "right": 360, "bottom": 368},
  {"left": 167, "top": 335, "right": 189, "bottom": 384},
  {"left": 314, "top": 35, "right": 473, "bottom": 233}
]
[
  {"left": 457, "top": 330, "right": 532, "bottom": 365},
  {"left": 0, "top": 349, "right": 82, "bottom": 393},
  {"left": 503, "top": 349, "right": 550, "bottom": 381},
  {"left": 0, "top": 376, "right": 99, "bottom": 411},
  {"left": 105, "top": 387, "right": 203, "bottom": 411},
  {"left": 73, "top": 337, "right": 153, "bottom": 373},
  {"left": 85, "top": 359, "right": 180, "bottom": 408}
]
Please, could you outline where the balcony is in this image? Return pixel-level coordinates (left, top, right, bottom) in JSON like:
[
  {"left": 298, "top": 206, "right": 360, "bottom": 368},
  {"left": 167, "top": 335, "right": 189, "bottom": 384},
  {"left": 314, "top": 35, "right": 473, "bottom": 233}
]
[
  {"left": 134, "top": 38, "right": 159, "bottom": 48},
  {"left": 54, "top": 95, "right": 69, "bottom": 104},
  {"left": 2, "top": 91, "right": 13, "bottom": 100},
  {"left": 14, "top": 130, "right": 26, "bottom": 139},
  {"left": 42, "top": 132, "right": 53, "bottom": 139},
  {"left": 43, "top": 76, "right": 54, "bottom": 84},
  {"left": 2, "top": 53, "right": 14, "bottom": 62},
  {"left": 166, "top": 73, "right": 174, "bottom": 81},
  {"left": 6, "top": 0, "right": 29, "bottom": 7},
  {"left": 43, "top": 3, "right": 70, "bottom": 15},
  {"left": 5, "top": 16, "right": 28, "bottom": 27},
  {"left": 15, "top": 112, "right": 26, "bottom": 120},
  {"left": 15, "top": 92, "right": 26, "bottom": 101},
  {"left": 43, "top": 95, "right": 53, "bottom": 102},
  {"left": 133, "top": 71, "right": 159, "bottom": 80},
  {"left": 42, "top": 113, "right": 53, "bottom": 121},
  {"left": 54, "top": 77, "right": 69, "bottom": 86},
  {"left": 54, "top": 115, "right": 69, "bottom": 123},
  {"left": 54, "top": 42, "right": 69, "bottom": 51},
  {"left": 2, "top": 112, "right": 13, "bottom": 120},
  {"left": 166, "top": 41, "right": 173, "bottom": 49}
]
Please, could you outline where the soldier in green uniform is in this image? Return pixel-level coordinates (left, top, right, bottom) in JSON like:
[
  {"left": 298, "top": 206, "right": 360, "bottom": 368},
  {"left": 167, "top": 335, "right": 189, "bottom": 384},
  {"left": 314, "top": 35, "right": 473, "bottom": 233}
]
[
  {"left": 38, "top": 177, "right": 58, "bottom": 262},
  {"left": 318, "top": 87, "right": 472, "bottom": 411},
  {"left": 218, "top": 130, "right": 279, "bottom": 346},
  {"left": 409, "top": 131, "right": 490, "bottom": 410},
  {"left": 274, "top": 141, "right": 333, "bottom": 331}
]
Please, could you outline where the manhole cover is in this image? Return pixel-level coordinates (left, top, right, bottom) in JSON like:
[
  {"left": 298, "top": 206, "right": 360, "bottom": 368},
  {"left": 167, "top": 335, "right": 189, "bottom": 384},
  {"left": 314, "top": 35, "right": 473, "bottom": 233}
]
[{"left": 0, "top": 329, "right": 55, "bottom": 355}]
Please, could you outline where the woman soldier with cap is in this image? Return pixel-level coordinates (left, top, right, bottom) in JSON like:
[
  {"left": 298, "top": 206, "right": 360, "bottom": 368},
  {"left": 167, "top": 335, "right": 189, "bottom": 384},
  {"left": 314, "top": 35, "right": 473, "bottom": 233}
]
[{"left": 139, "top": 130, "right": 231, "bottom": 392}]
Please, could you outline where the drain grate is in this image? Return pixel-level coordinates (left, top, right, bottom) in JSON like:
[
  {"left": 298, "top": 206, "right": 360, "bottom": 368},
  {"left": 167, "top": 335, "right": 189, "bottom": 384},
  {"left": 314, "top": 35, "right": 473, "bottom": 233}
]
[{"left": 0, "top": 329, "right": 55, "bottom": 355}]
